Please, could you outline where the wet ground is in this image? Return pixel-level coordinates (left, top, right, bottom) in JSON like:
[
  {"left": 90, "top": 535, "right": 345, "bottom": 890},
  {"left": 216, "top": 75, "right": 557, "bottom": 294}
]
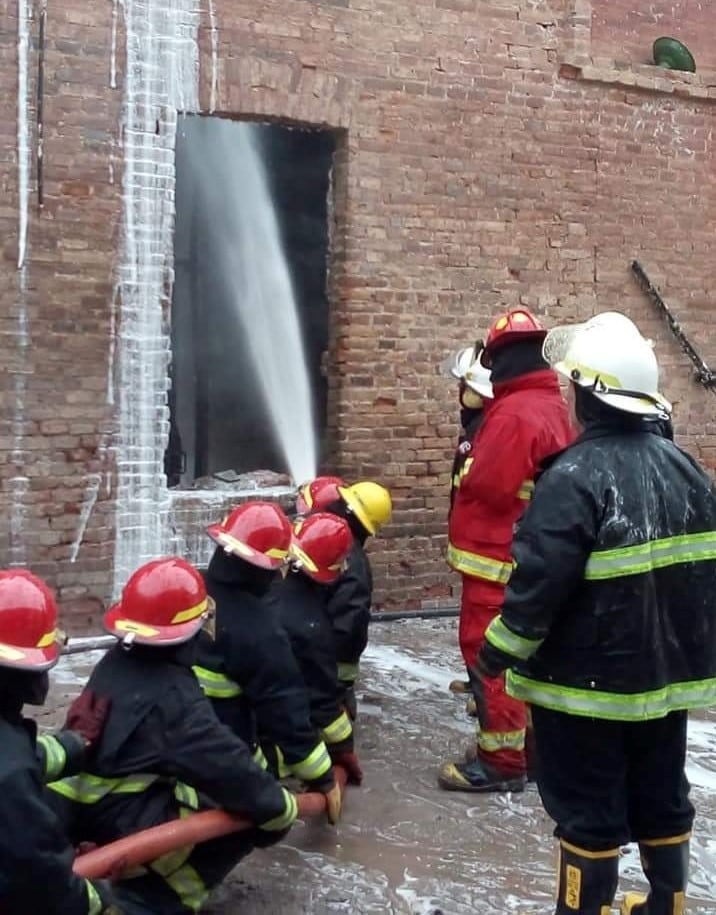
[{"left": 45, "top": 620, "right": 716, "bottom": 914}]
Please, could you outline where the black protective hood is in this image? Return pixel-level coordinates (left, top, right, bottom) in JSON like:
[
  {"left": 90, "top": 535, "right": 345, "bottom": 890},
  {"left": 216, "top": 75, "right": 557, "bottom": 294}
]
[
  {"left": 206, "top": 545, "right": 276, "bottom": 596},
  {"left": 489, "top": 339, "right": 548, "bottom": 384},
  {"left": 0, "top": 668, "right": 49, "bottom": 716}
]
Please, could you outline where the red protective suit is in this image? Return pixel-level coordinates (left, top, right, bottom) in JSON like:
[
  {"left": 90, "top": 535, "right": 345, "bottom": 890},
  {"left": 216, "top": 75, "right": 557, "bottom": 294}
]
[{"left": 448, "top": 368, "right": 574, "bottom": 775}]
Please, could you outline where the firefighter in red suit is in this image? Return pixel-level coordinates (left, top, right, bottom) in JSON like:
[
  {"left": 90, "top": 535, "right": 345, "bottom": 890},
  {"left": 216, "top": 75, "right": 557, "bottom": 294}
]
[{"left": 438, "top": 308, "right": 574, "bottom": 793}]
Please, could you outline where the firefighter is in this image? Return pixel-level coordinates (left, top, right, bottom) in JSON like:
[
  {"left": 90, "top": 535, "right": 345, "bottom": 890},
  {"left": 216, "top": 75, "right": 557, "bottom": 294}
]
[
  {"left": 0, "top": 569, "right": 119, "bottom": 914},
  {"left": 192, "top": 501, "right": 342, "bottom": 824},
  {"left": 295, "top": 476, "right": 346, "bottom": 517},
  {"left": 263, "top": 512, "right": 363, "bottom": 785},
  {"left": 319, "top": 480, "right": 392, "bottom": 720},
  {"left": 440, "top": 342, "right": 494, "bottom": 700},
  {"left": 477, "top": 312, "right": 716, "bottom": 914},
  {"left": 438, "top": 307, "right": 574, "bottom": 793},
  {"left": 440, "top": 342, "right": 494, "bottom": 517},
  {"left": 48, "top": 557, "right": 298, "bottom": 915}
]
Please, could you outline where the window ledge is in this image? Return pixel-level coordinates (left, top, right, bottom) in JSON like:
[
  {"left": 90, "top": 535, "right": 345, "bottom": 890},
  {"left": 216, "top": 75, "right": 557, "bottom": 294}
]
[{"left": 559, "top": 56, "right": 716, "bottom": 101}]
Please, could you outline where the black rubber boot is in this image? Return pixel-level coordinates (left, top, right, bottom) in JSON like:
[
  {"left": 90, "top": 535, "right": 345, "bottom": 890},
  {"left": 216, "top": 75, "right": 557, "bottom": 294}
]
[
  {"left": 620, "top": 835, "right": 690, "bottom": 915},
  {"left": 555, "top": 839, "right": 619, "bottom": 915},
  {"left": 437, "top": 758, "right": 525, "bottom": 793}
]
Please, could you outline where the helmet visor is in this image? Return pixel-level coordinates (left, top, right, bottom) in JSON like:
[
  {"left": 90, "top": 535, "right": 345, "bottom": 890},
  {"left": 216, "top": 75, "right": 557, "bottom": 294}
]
[{"left": 541, "top": 323, "right": 586, "bottom": 370}]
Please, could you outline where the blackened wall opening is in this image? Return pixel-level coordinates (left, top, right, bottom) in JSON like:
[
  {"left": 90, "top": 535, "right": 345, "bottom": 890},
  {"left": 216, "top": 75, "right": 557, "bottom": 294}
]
[{"left": 166, "top": 117, "right": 336, "bottom": 487}]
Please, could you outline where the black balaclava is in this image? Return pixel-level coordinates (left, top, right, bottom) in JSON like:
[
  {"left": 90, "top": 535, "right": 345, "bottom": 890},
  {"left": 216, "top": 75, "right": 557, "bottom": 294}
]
[
  {"left": 0, "top": 668, "right": 50, "bottom": 717},
  {"left": 488, "top": 338, "right": 548, "bottom": 385},
  {"left": 323, "top": 498, "right": 368, "bottom": 546},
  {"left": 574, "top": 384, "right": 648, "bottom": 431},
  {"left": 207, "top": 545, "right": 276, "bottom": 596}
]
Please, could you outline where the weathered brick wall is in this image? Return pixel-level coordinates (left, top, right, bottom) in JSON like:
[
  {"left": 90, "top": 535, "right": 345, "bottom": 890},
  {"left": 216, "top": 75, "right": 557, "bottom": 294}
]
[
  {"left": 591, "top": 0, "right": 715, "bottom": 70},
  {"left": 1, "top": 0, "right": 715, "bottom": 625}
]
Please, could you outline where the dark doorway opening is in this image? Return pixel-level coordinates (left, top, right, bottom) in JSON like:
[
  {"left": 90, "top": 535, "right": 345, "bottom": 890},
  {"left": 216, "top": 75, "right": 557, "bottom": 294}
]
[{"left": 166, "top": 117, "right": 336, "bottom": 488}]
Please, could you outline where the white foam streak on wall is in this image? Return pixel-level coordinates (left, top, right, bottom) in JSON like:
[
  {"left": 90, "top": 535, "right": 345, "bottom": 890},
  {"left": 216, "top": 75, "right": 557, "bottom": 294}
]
[
  {"left": 16, "top": 0, "right": 30, "bottom": 269},
  {"left": 69, "top": 474, "right": 102, "bottom": 563},
  {"left": 110, "top": 0, "right": 119, "bottom": 89},
  {"left": 112, "top": 0, "right": 200, "bottom": 597},
  {"left": 208, "top": 0, "right": 218, "bottom": 112}
]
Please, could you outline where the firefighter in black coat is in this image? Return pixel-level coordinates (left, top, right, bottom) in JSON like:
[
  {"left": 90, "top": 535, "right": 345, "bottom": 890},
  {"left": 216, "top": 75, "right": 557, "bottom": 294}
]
[
  {"left": 264, "top": 511, "right": 363, "bottom": 784},
  {"left": 48, "top": 557, "right": 298, "bottom": 915},
  {"left": 477, "top": 313, "right": 716, "bottom": 915},
  {"left": 0, "top": 569, "right": 119, "bottom": 914},
  {"left": 296, "top": 477, "right": 393, "bottom": 719},
  {"left": 193, "top": 501, "right": 341, "bottom": 822}
]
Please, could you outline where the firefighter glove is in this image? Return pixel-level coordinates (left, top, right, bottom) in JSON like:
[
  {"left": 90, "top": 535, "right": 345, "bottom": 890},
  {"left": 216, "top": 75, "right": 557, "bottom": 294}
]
[
  {"left": 323, "top": 779, "right": 343, "bottom": 825},
  {"left": 329, "top": 749, "right": 363, "bottom": 785},
  {"left": 476, "top": 640, "right": 510, "bottom": 680},
  {"left": 64, "top": 689, "right": 112, "bottom": 748}
]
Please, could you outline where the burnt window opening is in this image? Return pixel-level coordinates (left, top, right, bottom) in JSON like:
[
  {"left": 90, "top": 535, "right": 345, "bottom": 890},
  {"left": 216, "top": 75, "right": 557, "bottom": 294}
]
[{"left": 166, "top": 117, "right": 336, "bottom": 488}]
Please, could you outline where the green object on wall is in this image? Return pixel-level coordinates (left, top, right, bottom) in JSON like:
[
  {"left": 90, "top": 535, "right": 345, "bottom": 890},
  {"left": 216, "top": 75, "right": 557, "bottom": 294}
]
[{"left": 652, "top": 37, "right": 696, "bottom": 73}]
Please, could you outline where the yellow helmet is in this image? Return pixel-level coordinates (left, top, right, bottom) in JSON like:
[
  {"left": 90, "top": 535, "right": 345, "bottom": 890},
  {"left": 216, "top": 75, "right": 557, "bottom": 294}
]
[{"left": 337, "top": 481, "right": 392, "bottom": 536}]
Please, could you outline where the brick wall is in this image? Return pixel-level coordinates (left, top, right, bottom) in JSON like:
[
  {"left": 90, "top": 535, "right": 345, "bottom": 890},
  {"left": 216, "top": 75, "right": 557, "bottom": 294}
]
[{"left": 1, "top": 0, "right": 715, "bottom": 625}]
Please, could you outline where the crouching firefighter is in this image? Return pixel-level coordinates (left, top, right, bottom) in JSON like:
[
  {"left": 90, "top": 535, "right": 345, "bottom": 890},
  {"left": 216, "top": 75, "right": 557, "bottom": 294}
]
[
  {"left": 48, "top": 557, "right": 299, "bottom": 915},
  {"left": 193, "top": 501, "right": 342, "bottom": 824},
  {"left": 0, "top": 569, "right": 119, "bottom": 914},
  {"left": 264, "top": 512, "right": 364, "bottom": 786},
  {"left": 298, "top": 477, "right": 393, "bottom": 721},
  {"left": 477, "top": 312, "right": 716, "bottom": 914}
]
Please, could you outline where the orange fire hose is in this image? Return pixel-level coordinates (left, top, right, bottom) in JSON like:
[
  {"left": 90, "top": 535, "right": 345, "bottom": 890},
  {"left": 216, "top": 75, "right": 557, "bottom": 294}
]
[{"left": 73, "top": 766, "right": 348, "bottom": 880}]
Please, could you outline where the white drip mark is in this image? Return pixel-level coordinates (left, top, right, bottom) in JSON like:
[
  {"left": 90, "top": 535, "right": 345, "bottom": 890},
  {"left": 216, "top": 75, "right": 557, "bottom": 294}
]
[{"left": 69, "top": 474, "right": 102, "bottom": 562}]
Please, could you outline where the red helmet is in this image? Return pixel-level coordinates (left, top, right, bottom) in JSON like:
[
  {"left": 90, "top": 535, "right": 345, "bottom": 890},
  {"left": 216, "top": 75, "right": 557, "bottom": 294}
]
[
  {"left": 484, "top": 308, "right": 547, "bottom": 356},
  {"left": 290, "top": 513, "right": 353, "bottom": 584},
  {"left": 296, "top": 476, "right": 346, "bottom": 515},
  {"left": 104, "top": 558, "right": 210, "bottom": 646},
  {"left": 206, "top": 501, "right": 292, "bottom": 570},
  {"left": 0, "top": 570, "right": 62, "bottom": 671}
]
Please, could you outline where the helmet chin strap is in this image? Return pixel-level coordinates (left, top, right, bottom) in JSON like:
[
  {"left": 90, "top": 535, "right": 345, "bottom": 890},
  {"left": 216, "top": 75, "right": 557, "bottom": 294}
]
[{"left": 591, "top": 376, "right": 670, "bottom": 417}]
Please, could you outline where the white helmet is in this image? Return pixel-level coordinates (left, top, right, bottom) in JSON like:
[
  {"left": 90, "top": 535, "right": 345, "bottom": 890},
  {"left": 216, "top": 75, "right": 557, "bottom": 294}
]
[
  {"left": 543, "top": 312, "right": 671, "bottom": 417},
  {"left": 439, "top": 345, "right": 493, "bottom": 398}
]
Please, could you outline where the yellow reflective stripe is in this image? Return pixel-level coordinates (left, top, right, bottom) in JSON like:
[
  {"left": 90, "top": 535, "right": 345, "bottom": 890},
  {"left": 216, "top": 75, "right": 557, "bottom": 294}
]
[
  {"left": 86, "top": 880, "right": 103, "bottom": 915},
  {"left": 253, "top": 745, "right": 269, "bottom": 770},
  {"left": 260, "top": 787, "right": 298, "bottom": 831},
  {"left": 585, "top": 531, "right": 716, "bottom": 580},
  {"left": 156, "top": 857, "right": 208, "bottom": 914},
  {"left": 192, "top": 665, "right": 242, "bottom": 698},
  {"left": 165, "top": 863, "right": 208, "bottom": 913},
  {"left": 171, "top": 597, "right": 208, "bottom": 625},
  {"left": 38, "top": 734, "right": 67, "bottom": 781},
  {"left": 337, "top": 662, "right": 359, "bottom": 683},
  {"left": 477, "top": 728, "right": 525, "bottom": 752},
  {"left": 517, "top": 479, "right": 535, "bottom": 501},
  {"left": 485, "top": 616, "right": 543, "bottom": 661},
  {"left": 446, "top": 543, "right": 513, "bottom": 584},
  {"left": 48, "top": 772, "right": 159, "bottom": 803},
  {"left": 460, "top": 457, "right": 474, "bottom": 479},
  {"left": 560, "top": 839, "right": 621, "bottom": 860},
  {"left": 640, "top": 832, "right": 691, "bottom": 847},
  {"left": 321, "top": 710, "right": 352, "bottom": 745},
  {"left": 274, "top": 745, "right": 291, "bottom": 778},
  {"left": 290, "top": 741, "right": 332, "bottom": 782},
  {"left": 507, "top": 671, "right": 716, "bottom": 721},
  {"left": 174, "top": 781, "right": 199, "bottom": 810}
]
